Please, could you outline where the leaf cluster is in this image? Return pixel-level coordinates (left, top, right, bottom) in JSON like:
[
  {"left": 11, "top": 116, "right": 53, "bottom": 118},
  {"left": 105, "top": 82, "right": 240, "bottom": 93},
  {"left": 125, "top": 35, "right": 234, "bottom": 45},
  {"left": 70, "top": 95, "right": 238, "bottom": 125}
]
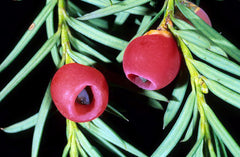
[
  {"left": 151, "top": 0, "right": 240, "bottom": 156},
  {"left": 0, "top": 0, "right": 161, "bottom": 156}
]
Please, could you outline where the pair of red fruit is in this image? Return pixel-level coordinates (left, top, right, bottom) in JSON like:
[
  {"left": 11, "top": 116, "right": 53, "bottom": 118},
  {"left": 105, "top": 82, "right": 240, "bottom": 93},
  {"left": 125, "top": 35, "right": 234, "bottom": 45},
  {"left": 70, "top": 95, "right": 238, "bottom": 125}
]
[{"left": 51, "top": 1, "right": 211, "bottom": 122}]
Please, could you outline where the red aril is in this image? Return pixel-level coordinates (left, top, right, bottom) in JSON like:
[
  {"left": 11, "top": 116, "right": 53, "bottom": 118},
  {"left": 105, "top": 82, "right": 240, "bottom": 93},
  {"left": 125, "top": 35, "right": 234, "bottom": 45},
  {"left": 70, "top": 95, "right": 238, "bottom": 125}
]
[
  {"left": 50, "top": 63, "right": 108, "bottom": 122},
  {"left": 123, "top": 30, "right": 181, "bottom": 90},
  {"left": 175, "top": 1, "right": 212, "bottom": 26}
]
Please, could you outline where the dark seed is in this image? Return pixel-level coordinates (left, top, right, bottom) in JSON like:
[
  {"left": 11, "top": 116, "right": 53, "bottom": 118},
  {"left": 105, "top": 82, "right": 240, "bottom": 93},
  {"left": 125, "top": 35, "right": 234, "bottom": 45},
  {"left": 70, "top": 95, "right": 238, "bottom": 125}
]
[
  {"left": 76, "top": 88, "right": 91, "bottom": 105},
  {"left": 139, "top": 76, "right": 148, "bottom": 83}
]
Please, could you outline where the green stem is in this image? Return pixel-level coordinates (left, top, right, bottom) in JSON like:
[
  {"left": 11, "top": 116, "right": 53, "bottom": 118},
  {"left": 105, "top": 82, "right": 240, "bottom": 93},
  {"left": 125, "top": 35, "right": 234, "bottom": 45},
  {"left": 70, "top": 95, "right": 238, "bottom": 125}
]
[
  {"left": 58, "top": 0, "right": 66, "bottom": 28},
  {"left": 61, "top": 23, "right": 74, "bottom": 64},
  {"left": 196, "top": 83, "right": 216, "bottom": 157},
  {"left": 157, "top": 0, "right": 175, "bottom": 30},
  {"left": 177, "top": 37, "right": 197, "bottom": 91},
  {"left": 174, "top": 31, "right": 216, "bottom": 156},
  {"left": 58, "top": 0, "right": 74, "bottom": 64},
  {"left": 66, "top": 119, "right": 79, "bottom": 157}
]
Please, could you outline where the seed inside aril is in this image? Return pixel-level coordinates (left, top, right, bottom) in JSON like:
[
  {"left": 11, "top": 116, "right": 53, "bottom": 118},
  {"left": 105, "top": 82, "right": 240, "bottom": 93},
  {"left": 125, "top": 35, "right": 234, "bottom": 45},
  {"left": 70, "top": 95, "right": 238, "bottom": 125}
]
[
  {"left": 50, "top": 63, "right": 109, "bottom": 122},
  {"left": 128, "top": 74, "right": 152, "bottom": 89},
  {"left": 139, "top": 76, "right": 148, "bottom": 83},
  {"left": 123, "top": 33, "right": 181, "bottom": 90},
  {"left": 75, "top": 86, "right": 93, "bottom": 105}
]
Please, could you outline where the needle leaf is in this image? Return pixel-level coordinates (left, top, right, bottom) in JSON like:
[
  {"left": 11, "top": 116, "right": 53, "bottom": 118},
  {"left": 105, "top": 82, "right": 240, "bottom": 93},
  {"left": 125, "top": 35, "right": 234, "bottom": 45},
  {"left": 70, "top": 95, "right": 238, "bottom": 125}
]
[
  {"left": 69, "top": 35, "right": 111, "bottom": 63},
  {"left": 203, "top": 78, "right": 240, "bottom": 109},
  {"left": 0, "top": 32, "right": 60, "bottom": 102},
  {"left": 163, "top": 68, "right": 189, "bottom": 128},
  {"left": 66, "top": 17, "right": 128, "bottom": 50},
  {"left": 0, "top": 0, "right": 57, "bottom": 71},
  {"left": 175, "top": 0, "right": 240, "bottom": 62},
  {"left": 203, "top": 104, "right": 240, "bottom": 156},
  {"left": 31, "top": 83, "right": 52, "bottom": 157},
  {"left": 78, "top": 0, "right": 151, "bottom": 20},
  {"left": 152, "top": 92, "right": 195, "bottom": 157},
  {"left": 2, "top": 114, "right": 38, "bottom": 133},
  {"left": 192, "top": 60, "right": 240, "bottom": 94},
  {"left": 188, "top": 43, "right": 240, "bottom": 77},
  {"left": 46, "top": 0, "right": 60, "bottom": 67}
]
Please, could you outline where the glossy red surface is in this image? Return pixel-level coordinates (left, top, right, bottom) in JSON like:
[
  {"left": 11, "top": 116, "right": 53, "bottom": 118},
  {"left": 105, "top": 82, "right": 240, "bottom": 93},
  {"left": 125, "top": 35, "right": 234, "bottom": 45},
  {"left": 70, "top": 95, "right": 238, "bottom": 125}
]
[
  {"left": 50, "top": 63, "right": 108, "bottom": 122},
  {"left": 123, "top": 34, "right": 181, "bottom": 90}
]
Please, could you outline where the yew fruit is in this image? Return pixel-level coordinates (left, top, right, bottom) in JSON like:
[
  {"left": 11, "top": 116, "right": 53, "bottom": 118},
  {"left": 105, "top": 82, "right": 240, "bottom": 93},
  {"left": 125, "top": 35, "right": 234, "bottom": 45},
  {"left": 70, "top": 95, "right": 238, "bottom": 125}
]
[
  {"left": 123, "top": 30, "right": 181, "bottom": 90},
  {"left": 175, "top": 1, "right": 212, "bottom": 26},
  {"left": 50, "top": 63, "right": 108, "bottom": 122}
]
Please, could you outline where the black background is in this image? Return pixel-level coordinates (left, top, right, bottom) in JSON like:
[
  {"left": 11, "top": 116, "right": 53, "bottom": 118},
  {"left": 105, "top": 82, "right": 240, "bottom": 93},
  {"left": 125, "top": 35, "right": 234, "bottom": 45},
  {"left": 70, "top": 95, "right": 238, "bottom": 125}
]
[{"left": 0, "top": 0, "right": 240, "bottom": 156}]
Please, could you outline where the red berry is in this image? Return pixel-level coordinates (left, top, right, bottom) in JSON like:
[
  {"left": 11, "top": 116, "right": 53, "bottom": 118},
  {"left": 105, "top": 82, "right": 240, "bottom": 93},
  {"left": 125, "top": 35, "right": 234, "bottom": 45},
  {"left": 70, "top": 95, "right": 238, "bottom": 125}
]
[
  {"left": 194, "top": 7, "right": 212, "bottom": 26},
  {"left": 175, "top": 1, "right": 212, "bottom": 26},
  {"left": 123, "top": 30, "right": 181, "bottom": 90},
  {"left": 50, "top": 63, "right": 109, "bottom": 122}
]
